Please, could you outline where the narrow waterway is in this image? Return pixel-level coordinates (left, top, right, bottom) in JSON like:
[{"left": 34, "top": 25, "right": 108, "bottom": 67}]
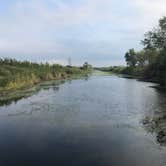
[{"left": 0, "top": 74, "right": 166, "bottom": 166}]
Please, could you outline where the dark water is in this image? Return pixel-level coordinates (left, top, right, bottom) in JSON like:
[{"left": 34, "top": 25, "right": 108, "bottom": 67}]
[{"left": 0, "top": 74, "right": 166, "bottom": 166}]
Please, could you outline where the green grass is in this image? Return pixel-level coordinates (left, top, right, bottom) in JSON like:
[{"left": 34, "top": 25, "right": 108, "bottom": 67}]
[{"left": 0, "top": 59, "right": 92, "bottom": 92}]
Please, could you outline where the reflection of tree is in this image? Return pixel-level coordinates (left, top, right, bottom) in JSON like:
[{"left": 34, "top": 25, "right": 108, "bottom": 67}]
[
  {"left": 0, "top": 76, "right": 90, "bottom": 107},
  {"left": 0, "top": 93, "right": 34, "bottom": 107},
  {"left": 84, "top": 75, "right": 90, "bottom": 81},
  {"left": 0, "top": 80, "right": 64, "bottom": 107}
]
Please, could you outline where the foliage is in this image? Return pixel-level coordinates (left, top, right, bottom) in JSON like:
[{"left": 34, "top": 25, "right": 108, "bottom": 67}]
[
  {"left": 95, "top": 66, "right": 126, "bottom": 74},
  {"left": 142, "top": 17, "right": 166, "bottom": 49},
  {"left": 0, "top": 58, "right": 92, "bottom": 91},
  {"left": 125, "top": 49, "right": 137, "bottom": 67},
  {"left": 123, "top": 16, "right": 166, "bottom": 86},
  {"left": 82, "top": 62, "right": 93, "bottom": 70}
]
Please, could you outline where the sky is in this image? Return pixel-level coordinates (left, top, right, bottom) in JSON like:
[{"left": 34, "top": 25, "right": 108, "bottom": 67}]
[{"left": 0, "top": 0, "right": 166, "bottom": 66}]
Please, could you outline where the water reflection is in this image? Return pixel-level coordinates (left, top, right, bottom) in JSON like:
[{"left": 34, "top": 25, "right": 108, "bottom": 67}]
[
  {"left": 0, "top": 96, "right": 25, "bottom": 106},
  {"left": 0, "top": 79, "right": 65, "bottom": 107},
  {"left": 0, "top": 75, "right": 166, "bottom": 166}
]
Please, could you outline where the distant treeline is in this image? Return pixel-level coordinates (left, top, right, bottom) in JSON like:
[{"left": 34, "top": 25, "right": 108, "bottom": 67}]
[
  {"left": 98, "top": 16, "right": 166, "bottom": 86},
  {"left": 0, "top": 58, "right": 92, "bottom": 91},
  {"left": 94, "top": 66, "right": 125, "bottom": 74}
]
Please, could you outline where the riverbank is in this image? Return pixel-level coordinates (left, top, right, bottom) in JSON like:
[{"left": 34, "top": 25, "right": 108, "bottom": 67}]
[
  {"left": 0, "top": 59, "right": 92, "bottom": 104},
  {"left": 95, "top": 66, "right": 166, "bottom": 88}
]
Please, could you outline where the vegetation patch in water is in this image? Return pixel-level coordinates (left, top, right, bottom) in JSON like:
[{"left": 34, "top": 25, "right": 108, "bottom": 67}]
[{"left": 142, "top": 114, "right": 166, "bottom": 146}]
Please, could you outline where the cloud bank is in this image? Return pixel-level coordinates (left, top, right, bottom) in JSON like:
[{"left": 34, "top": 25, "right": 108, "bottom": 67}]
[{"left": 0, "top": 0, "right": 166, "bottom": 66}]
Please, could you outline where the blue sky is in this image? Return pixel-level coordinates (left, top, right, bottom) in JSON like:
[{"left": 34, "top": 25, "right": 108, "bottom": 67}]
[{"left": 0, "top": 0, "right": 166, "bottom": 66}]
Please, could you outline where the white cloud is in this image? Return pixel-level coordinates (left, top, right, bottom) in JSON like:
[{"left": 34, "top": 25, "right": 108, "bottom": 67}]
[
  {"left": 43, "top": 59, "right": 68, "bottom": 66},
  {"left": 133, "top": 0, "right": 166, "bottom": 28},
  {"left": 0, "top": 0, "right": 166, "bottom": 65}
]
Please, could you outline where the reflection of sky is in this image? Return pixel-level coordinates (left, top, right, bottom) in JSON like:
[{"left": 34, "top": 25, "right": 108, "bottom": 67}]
[
  {"left": 0, "top": 0, "right": 166, "bottom": 66},
  {"left": 0, "top": 75, "right": 166, "bottom": 165}
]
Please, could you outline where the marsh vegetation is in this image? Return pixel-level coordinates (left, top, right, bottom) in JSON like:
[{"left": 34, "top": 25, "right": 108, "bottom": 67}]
[{"left": 0, "top": 58, "right": 92, "bottom": 91}]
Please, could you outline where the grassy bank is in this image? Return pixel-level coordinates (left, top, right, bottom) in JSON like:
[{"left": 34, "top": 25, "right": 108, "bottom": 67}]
[
  {"left": 96, "top": 66, "right": 160, "bottom": 83},
  {"left": 0, "top": 58, "right": 92, "bottom": 93}
]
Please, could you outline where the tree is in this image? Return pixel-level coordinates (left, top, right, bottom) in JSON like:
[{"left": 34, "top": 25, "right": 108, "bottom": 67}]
[
  {"left": 142, "top": 17, "right": 166, "bottom": 49},
  {"left": 141, "top": 17, "right": 166, "bottom": 85},
  {"left": 83, "top": 62, "right": 92, "bottom": 70},
  {"left": 125, "top": 49, "right": 137, "bottom": 67},
  {"left": 136, "top": 51, "right": 147, "bottom": 67}
]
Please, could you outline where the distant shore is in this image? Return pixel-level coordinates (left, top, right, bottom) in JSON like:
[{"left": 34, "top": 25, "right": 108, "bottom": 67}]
[{"left": 95, "top": 67, "right": 165, "bottom": 88}]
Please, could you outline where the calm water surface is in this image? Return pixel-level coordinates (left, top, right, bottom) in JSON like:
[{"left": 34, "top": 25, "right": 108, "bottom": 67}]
[{"left": 0, "top": 74, "right": 166, "bottom": 166}]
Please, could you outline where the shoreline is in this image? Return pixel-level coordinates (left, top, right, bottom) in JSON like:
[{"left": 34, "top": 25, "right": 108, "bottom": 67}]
[
  {"left": 119, "top": 74, "right": 166, "bottom": 90},
  {"left": 96, "top": 69, "right": 166, "bottom": 89},
  {"left": 0, "top": 72, "right": 91, "bottom": 106}
]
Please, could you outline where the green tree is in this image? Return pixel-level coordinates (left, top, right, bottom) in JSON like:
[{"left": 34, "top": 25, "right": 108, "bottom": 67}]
[
  {"left": 142, "top": 16, "right": 166, "bottom": 85},
  {"left": 125, "top": 49, "right": 137, "bottom": 67},
  {"left": 83, "top": 62, "right": 92, "bottom": 70},
  {"left": 136, "top": 51, "right": 147, "bottom": 67},
  {"left": 142, "top": 17, "right": 166, "bottom": 49}
]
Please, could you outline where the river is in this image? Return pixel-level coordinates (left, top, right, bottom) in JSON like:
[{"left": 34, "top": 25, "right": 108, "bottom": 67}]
[{"left": 0, "top": 73, "right": 166, "bottom": 166}]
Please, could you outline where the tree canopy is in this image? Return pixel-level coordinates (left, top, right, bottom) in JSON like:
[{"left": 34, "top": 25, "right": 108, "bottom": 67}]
[{"left": 124, "top": 16, "right": 166, "bottom": 86}]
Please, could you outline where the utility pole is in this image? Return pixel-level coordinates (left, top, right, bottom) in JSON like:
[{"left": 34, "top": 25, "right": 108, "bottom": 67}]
[{"left": 68, "top": 57, "right": 72, "bottom": 66}]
